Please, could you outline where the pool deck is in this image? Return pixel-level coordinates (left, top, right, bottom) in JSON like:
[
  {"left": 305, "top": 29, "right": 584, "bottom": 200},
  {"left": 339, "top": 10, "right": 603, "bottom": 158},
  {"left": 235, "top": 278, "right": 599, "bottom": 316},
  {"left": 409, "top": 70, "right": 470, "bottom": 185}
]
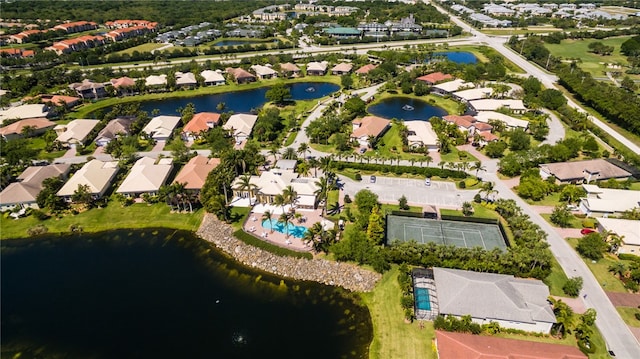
[{"left": 243, "top": 206, "right": 329, "bottom": 252}]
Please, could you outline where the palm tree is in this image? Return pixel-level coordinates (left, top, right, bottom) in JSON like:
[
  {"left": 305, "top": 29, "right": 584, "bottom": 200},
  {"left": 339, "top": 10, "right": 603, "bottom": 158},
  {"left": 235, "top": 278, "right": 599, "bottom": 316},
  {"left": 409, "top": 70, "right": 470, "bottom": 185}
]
[
  {"left": 268, "top": 146, "right": 279, "bottom": 165},
  {"left": 278, "top": 212, "right": 292, "bottom": 238},
  {"left": 438, "top": 160, "right": 446, "bottom": 170},
  {"left": 273, "top": 194, "right": 286, "bottom": 215},
  {"left": 446, "top": 161, "right": 456, "bottom": 170},
  {"left": 296, "top": 161, "right": 311, "bottom": 177},
  {"left": 315, "top": 176, "right": 329, "bottom": 216},
  {"left": 237, "top": 174, "right": 257, "bottom": 205},
  {"left": 297, "top": 143, "right": 309, "bottom": 159},
  {"left": 471, "top": 161, "right": 486, "bottom": 177},
  {"left": 424, "top": 154, "right": 433, "bottom": 167},
  {"left": 262, "top": 210, "right": 274, "bottom": 233},
  {"left": 308, "top": 157, "right": 320, "bottom": 177},
  {"left": 319, "top": 156, "right": 332, "bottom": 174},
  {"left": 282, "top": 185, "right": 298, "bottom": 209},
  {"left": 282, "top": 147, "right": 297, "bottom": 160}
]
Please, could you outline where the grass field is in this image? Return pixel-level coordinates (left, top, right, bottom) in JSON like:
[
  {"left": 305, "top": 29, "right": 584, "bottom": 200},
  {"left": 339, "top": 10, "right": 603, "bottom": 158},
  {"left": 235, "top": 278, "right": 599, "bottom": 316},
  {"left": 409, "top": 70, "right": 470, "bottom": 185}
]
[
  {"left": 0, "top": 204, "right": 204, "bottom": 240},
  {"left": 617, "top": 306, "right": 640, "bottom": 327},
  {"left": 481, "top": 27, "right": 567, "bottom": 36},
  {"left": 567, "top": 238, "right": 631, "bottom": 293},
  {"left": 541, "top": 213, "right": 584, "bottom": 229},
  {"left": 545, "top": 37, "right": 634, "bottom": 79},
  {"left": 113, "top": 42, "right": 165, "bottom": 56}
]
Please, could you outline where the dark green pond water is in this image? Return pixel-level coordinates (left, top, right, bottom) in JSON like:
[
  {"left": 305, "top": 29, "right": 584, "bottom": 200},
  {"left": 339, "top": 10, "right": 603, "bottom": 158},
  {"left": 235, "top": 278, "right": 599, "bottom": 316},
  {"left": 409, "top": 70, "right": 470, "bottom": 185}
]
[{"left": 1, "top": 229, "right": 372, "bottom": 359}]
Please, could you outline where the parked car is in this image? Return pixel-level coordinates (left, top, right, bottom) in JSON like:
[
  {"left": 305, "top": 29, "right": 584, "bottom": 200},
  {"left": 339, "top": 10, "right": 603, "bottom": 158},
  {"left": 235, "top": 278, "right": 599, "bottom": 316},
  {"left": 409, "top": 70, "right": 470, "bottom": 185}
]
[
  {"left": 370, "top": 175, "right": 376, "bottom": 183},
  {"left": 359, "top": 147, "right": 366, "bottom": 154},
  {"left": 425, "top": 178, "right": 431, "bottom": 186},
  {"left": 580, "top": 228, "right": 596, "bottom": 235}
]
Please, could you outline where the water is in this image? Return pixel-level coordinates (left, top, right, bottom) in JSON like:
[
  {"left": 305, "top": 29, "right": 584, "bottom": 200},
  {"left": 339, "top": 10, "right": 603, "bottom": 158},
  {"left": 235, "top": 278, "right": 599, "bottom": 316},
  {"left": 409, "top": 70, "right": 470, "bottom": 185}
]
[
  {"left": 139, "top": 82, "right": 340, "bottom": 115},
  {"left": 415, "top": 287, "right": 432, "bottom": 310},
  {"left": 262, "top": 219, "right": 308, "bottom": 238},
  {"left": 1, "top": 229, "right": 371, "bottom": 358},
  {"left": 367, "top": 97, "right": 447, "bottom": 121},
  {"left": 429, "top": 51, "right": 477, "bottom": 64}
]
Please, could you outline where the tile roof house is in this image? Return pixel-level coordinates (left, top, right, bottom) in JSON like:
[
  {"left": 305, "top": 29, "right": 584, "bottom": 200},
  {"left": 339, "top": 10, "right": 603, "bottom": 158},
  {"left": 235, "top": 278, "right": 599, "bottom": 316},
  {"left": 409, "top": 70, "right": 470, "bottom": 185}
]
[
  {"left": 0, "top": 118, "right": 56, "bottom": 140},
  {"left": 416, "top": 72, "right": 453, "bottom": 85},
  {"left": 579, "top": 184, "right": 640, "bottom": 217},
  {"left": 0, "top": 104, "right": 49, "bottom": 124},
  {"left": 597, "top": 217, "right": 640, "bottom": 256},
  {"left": 145, "top": 74, "right": 168, "bottom": 89},
  {"left": 434, "top": 267, "right": 556, "bottom": 333},
  {"left": 57, "top": 159, "right": 119, "bottom": 202},
  {"left": 226, "top": 67, "right": 256, "bottom": 84},
  {"left": 331, "top": 62, "right": 353, "bottom": 75},
  {"left": 142, "top": 115, "right": 181, "bottom": 141},
  {"left": 223, "top": 114, "right": 258, "bottom": 144},
  {"left": 355, "top": 64, "right": 377, "bottom": 75},
  {"left": 435, "top": 331, "right": 587, "bottom": 359},
  {"left": 468, "top": 99, "right": 527, "bottom": 114},
  {"left": 0, "top": 164, "right": 71, "bottom": 211},
  {"left": 279, "top": 62, "right": 301, "bottom": 77},
  {"left": 54, "top": 119, "right": 100, "bottom": 147},
  {"left": 173, "top": 155, "right": 220, "bottom": 193},
  {"left": 116, "top": 157, "right": 173, "bottom": 198},
  {"left": 232, "top": 168, "right": 320, "bottom": 209},
  {"left": 53, "top": 21, "right": 98, "bottom": 33},
  {"left": 539, "top": 159, "right": 632, "bottom": 184},
  {"left": 40, "top": 95, "right": 81, "bottom": 108},
  {"left": 351, "top": 115, "right": 391, "bottom": 147},
  {"left": 110, "top": 76, "right": 136, "bottom": 95},
  {"left": 452, "top": 87, "right": 494, "bottom": 102},
  {"left": 474, "top": 111, "right": 529, "bottom": 129},
  {"left": 182, "top": 112, "right": 221, "bottom": 141},
  {"left": 69, "top": 79, "right": 107, "bottom": 99},
  {"left": 405, "top": 120, "right": 438, "bottom": 151},
  {"left": 306, "top": 61, "right": 328, "bottom": 76},
  {"left": 200, "top": 70, "right": 226, "bottom": 86},
  {"left": 432, "top": 79, "right": 474, "bottom": 95},
  {"left": 176, "top": 72, "right": 198, "bottom": 88},
  {"left": 95, "top": 117, "right": 135, "bottom": 147},
  {"left": 250, "top": 64, "right": 278, "bottom": 79},
  {"left": 443, "top": 115, "right": 492, "bottom": 136}
]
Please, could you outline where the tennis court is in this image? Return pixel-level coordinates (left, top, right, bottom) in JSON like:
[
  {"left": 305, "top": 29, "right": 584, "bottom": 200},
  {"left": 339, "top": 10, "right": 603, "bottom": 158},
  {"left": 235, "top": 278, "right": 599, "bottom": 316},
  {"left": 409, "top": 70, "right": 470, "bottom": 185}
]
[{"left": 386, "top": 215, "right": 507, "bottom": 250}]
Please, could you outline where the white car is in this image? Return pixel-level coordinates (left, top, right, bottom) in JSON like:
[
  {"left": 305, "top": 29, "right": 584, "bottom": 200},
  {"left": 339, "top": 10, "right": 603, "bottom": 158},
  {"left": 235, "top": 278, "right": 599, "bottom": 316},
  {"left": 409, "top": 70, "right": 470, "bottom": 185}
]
[{"left": 425, "top": 178, "right": 431, "bottom": 186}]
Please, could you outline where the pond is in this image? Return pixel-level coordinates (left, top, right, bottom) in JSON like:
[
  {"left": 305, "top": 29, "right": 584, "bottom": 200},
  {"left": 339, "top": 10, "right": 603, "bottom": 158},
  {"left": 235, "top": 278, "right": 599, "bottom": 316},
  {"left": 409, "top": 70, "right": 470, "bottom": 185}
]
[
  {"left": 139, "top": 82, "right": 340, "bottom": 115},
  {"left": 429, "top": 51, "right": 478, "bottom": 64},
  {"left": 367, "top": 96, "right": 448, "bottom": 121},
  {"left": 0, "top": 229, "right": 372, "bottom": 359}
]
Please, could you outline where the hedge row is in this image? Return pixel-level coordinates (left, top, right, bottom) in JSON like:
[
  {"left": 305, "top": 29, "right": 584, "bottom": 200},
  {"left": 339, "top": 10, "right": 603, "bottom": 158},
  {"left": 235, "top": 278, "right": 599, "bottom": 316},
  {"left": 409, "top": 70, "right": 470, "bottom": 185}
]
[
  {"left": 233, "top": 230, "right": 313, "bottom": 259},
  {"left": 331, "top": 162, "right": 468, "bottom": 179},
  {"left": 619, "top": 253, "right": 640, "bottom": 264}
]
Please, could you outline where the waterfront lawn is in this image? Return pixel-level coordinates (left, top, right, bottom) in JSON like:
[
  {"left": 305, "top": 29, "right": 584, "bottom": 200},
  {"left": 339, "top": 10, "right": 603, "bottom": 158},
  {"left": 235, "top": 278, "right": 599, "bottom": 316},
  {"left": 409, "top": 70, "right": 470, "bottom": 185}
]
[
  {"left": 616, "top": 306, "right": 640, "bottom": 327},
  {"left": 566, "top": 238, "right": 631, "bottom": 293},
  {"left": 229, "top": 206, "right": 251, "bottom": 231},
  {"left": 0, "top": 204, "right": 204, "bottom": 240},
  {"left": 361, "top": 265, "right": 436, "bottom": 359}
]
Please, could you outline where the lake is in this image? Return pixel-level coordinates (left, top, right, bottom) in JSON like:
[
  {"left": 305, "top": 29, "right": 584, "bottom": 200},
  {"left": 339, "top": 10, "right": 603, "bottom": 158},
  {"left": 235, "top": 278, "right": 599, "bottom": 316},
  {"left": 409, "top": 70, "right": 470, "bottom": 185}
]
[
  {"left": 139, "top": 82, "right": 340, "bottom": 115},
  {"left": 367, "top": 97, "right": 448, "bottom": 121},
  {"left": 1, "top": 229, "right": 372, "bottom": 359},
  {"left": 430, "top": 51, "right": 478, "bottom": 64}
]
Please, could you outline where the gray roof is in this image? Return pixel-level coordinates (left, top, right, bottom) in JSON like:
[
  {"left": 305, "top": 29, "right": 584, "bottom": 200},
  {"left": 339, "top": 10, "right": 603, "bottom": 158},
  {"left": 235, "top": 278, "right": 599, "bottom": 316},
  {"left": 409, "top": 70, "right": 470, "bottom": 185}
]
[
  {"left": 0, "top": 164, "right": 71, "bottom": 205},
  {"left": 433, "top": 268, "right": 556, "bottom": 324}
]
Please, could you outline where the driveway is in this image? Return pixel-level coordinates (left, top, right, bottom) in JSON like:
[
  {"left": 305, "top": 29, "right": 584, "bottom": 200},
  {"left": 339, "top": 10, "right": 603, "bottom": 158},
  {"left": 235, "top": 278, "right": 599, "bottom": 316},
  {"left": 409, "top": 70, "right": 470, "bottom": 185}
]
[{"left": 339, "top": 175, "right": 478, "bottom": 209}]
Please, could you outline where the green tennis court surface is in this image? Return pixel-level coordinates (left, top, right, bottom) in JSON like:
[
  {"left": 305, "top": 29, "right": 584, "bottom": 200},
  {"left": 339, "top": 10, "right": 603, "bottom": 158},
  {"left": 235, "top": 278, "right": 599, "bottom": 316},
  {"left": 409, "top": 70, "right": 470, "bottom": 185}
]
[{"left": 386, "top": 215, "right": 507, "bottom": 250}]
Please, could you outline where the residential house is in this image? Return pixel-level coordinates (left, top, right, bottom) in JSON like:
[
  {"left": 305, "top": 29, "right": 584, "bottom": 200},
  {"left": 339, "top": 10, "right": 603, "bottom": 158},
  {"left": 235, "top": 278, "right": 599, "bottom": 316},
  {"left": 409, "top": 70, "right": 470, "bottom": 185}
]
[
  {"left": 279, "top": 62, "right": 301, "bottom": 78},
  {"left": 223, "top": 114, "right": 259, "bottom": 144},
  {"left": 579, "top": 184, "right": 640, "bottom": 217},
  {"left": 0, "top": 104, "right": 49, "bottom": 124},
  {"left": 0, "top": 118, "right": 56, "bottom": 140},
  {"left": 232, "top": 168, "right": 320, "bottom": 209},
  {"left": 431, "top": 79, "right": 473, "bottom": 95},
  {"left": 451, "top": 87, "right": 494, "bottom": 103},
  {"left": 443, "top": 115, "right": 481, "bottom": 136},
  {"left": 46, "top": 35, "right": 106, "bottom": 55},
  {"left": 40, "top": 95, "right": 81, "bottom": 109},
  {"left": 116, "top": 157, "right": 173, "bottom": 198},
  {"left": 355, "top": 64, "right": 377, "bottom": 75},
  {"left": 474, "top": 111, "right": 529, "bottom": 129},
  {"left": 57, "top": 159, "right": 119, "bottom": 202},
  {"left": 0, "top": 48, "right": 35, "bottom": 58},
  {"left": 182, "top": 112, "right": 221, "bottom": 141},
  {"left": 250, "top": 64, "right": 278, "bottom": 80},
  {"left": 597, "top": 217, "right": 640, "bottom": 256},
  {"left": 110, "top": 76, "right": 137, "bottom": 95},
  {"left": 469, "top": 13, "right": 512, "bottom": 27},
  {"left": 53, "top": 21, "right": 98, "bottom": 33},
  {"left": 350, "top": 115, "right": 391, "bottom": 147},
  {"left": 105, "top": 19, "right": 158, "bottom": 29},
  {"left": 173, "top": 155, "right": 220, "bottom": 194},
  {"left": 9, "top": 29, "right": 46, "bottom": 44},
  {"left": 95, "top": 117, "right": 135, "bottom": 147},
  {"left": 226, "top": 67, "right": 257, "bottom": 84},
  {"left": 405, "top": 120, "right": 438, "bottom": 151},
  {"left": 0, "top": 164, "right": 71, "bottom": 211},
  {"left": 200, "top": 70, "right": 226, "bottom": 86},
  {"left": 274, "top": 159, "right": 297, "bottom": 171},
  {"left": 323, "top": 27, "right": 361, "bottom": 38},
  {"left": 416, "top": 72, "right": 453, "bottom": 85},
  {"left": 54, "top": 119, "right": 100, "bottom": 147},
  {"left": 433, "top": 267, "right": 556, "bottom": 333},
  {"left": 176, "top": 72, "right": 198, "bottom": 89},
  {"left": 386, "top": 13, "right": 423, "bottom": 33},
  {"left": 142, "top": 115, "right": 181, "bottom": 141},
  {"left": 330, "top": 62, "right": 353, "bottom": 75},
  {"left": 467, "top": 99, "right": 526, "bottom": 114},
  {"left": 69, "top": 79, "right": 107, "bottom": 99},
  {"left": 145, "top": 74, "right": 168, "bottom": 90},
  {"left": 483, "top": 4, "right": 516, "bottom": 16},
  {"left": 105, "top": 25, "right": 155, "bottom": 42},
  {"left": 435, "top": 331, "right": 586, "bottom": 359},
  {"left": 306, "top": 61, "right": 328, "bottom": 76},
  {"left": 539, "top": 159, "right": 632, "bottom": 184}
]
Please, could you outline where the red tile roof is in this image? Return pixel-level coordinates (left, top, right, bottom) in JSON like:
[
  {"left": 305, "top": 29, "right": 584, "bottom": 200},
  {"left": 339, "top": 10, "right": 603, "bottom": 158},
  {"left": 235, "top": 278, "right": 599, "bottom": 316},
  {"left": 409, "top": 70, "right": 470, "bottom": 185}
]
[
  {"left": 473, "top": 122, "right": 493, "bottom": 132},
  {"left": 443, "top": 114, "right": 476, "bottom": 129},
  {"left": 355, "top": 64, "right": 377, "bottom": 74},
  {"left": 436, "top": 331, "right": 587, "bottom": 359},
  {"left": 0, "top": 118, "right": 56, "bottom": 137},
  {"left": 351, "top": 116, "right": 390, "bottom": 139},
  {"left": 110, "top": 76, "right": 136, "bottom": 88},
  {"left": 480, "top": 131, "right": 498, "bottom": 142},
  {"left": 416, "top": 72, "right": 453, "bottom": 84},
  {"left": 183, "top": 112, "right": 221, "bottom": 134},
  {"left": 41, "top": 95, "right": 80, "bottom": 107}
]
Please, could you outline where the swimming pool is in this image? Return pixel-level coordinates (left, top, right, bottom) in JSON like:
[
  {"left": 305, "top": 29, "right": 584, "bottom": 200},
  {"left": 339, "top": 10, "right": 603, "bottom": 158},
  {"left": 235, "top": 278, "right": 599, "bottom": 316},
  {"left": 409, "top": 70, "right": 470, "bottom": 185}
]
[
  {"left": 261, "top": 220, "right": 308, "bottom": 238},
  {"left": 415, "top": 287, "right": 431, "bottom": 311}
]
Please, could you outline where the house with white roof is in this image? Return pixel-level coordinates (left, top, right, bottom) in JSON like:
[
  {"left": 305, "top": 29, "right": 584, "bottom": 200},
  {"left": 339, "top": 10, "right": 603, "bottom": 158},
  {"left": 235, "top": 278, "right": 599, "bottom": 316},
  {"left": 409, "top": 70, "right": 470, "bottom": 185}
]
[
  {"left": 432, "top": 267, "right": 556, "bottom": 334},
  {"left": 0, "top": 164, "right": 71, "bottom": 211},
  {"left": 579, "top": 184, "right": 640, "bottom": 217},
  {"left": 306, "top": 61, "right": 328, "bottom": 76},
  {"left": 145, "top": 74, "right": 167, "bottom": 90},
  {"left": 142, "top": 115, "right": 181, "bottom": 141},
  {"left": 597, "top": 217, "right": 640, "bottom": 256},
  {"left": 223, "top": 114, "right": 258, "bottom": 144},
  {"left": 540, "top": 159, "right": 632, "bottom": 184},
  {"left": 95, "top": 117, "right": 135, "bottom": 147},
  {"left": 431, "top": 79, "right": 473, "bottom": 95},
  {"left": 452, "top": 87, "right": 494, "bottom": 103},
  {"left": 54, "top": 119, "right": 100, "bottom": 147},
  {"left": 57, "top": 159, "right": 119, "bottom": 202},
  {"left": 0, "top": 104, "right": 49, "bottom": 124},
  {"left": 468, "top": 99, "right": 526, "bottom": 114},
  {"left": 176, "top": 72, "right": 197, "bottom": 88},
  {"left": 232, "top": 168, "right": 320, "bottom": 209},
  {"left": 200, "top": 70, "right": 226, "bottom": 86},
  {"left": 474, "top": 111, "right": 529, "bottom": 129},
  {"left": 404, "top": 121, "right": 438, "bottom": 151},
  {"left": 250, "top": 64, "right": 278, "bottom": 79},
  {"left": 116, "top": 157, "right": 173, "bottom": 198}
]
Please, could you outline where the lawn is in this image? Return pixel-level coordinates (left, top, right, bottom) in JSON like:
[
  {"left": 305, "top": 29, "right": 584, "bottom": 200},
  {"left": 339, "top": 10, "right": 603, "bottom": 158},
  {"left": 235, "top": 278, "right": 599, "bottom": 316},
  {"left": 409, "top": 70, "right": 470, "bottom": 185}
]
[
  {"left": 544, "top": 256, "right": 571, "bottom": 296},
  {"left": 566, "top": 237, "right": 631, "bottom": 293},
  {"left": 525, "top": 192, "right": 564, "bottom": 207},
  {"left": 440, "top": 203, "right": 499, "bottom": 220},
  {"left": 545, "top": 37, "right": 634, "bottom": 79},
  {"left": 113, "top": 42, "right": 165, "bottom": 56},
  {"left": 481, "top": 27, "right": 568, "bottom": 36},
  {"left": 440, "top": 148, "right": 479, "bottom": 163},
  {"left": 616, "top": 306, "right": 640, "bottom": 327},
  {"left": 541, "top": 213, "right": 584, "bottom": 229},
  {"left": 0, "top": 204, "right": 204, "bottom": 240},
  {"left": 360, "top": 265, "right": 436, "bottom": 359}
]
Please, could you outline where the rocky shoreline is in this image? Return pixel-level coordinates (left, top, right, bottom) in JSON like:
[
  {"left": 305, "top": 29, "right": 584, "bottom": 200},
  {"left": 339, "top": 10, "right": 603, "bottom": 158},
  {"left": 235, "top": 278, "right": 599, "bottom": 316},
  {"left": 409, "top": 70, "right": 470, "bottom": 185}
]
[{"left": 196, "top": 214, "right": 381, "bottom": 292}]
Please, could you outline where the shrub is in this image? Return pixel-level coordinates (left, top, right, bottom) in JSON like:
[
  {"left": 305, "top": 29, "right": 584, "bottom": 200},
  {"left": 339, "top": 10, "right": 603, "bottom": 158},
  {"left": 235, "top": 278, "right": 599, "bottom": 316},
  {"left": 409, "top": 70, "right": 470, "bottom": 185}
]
[
  {"left": 354, "top": 173, "right": 362, "bottom": 181},
  {"left": 26, "top": 224, "right": 48, "bottom": 236},
  {"left": 577, "top": 339, "right": 596, "bottom": 354},
  {"left": 343, "top": 194, "right": 352, "bottom": 204},
  {"left": 635, "top": 313, "right": 640, "bottom": 321},
  {"left": 459, "top": 181, "right": 466, "bottom": 189},
  {"left": 582, "top": 218, "right": 596, "bottom": 229},
  {"left": 562, "top": 277, "right": 584, "bottom": 297},
  {"left": 474, "top": 194, "right": 482, "bottom": 203},
  {"left": 31, "top": 209, "right": 50, "bottom": 220},
  {"left": 626, "top": 280, "right": 639, "bottom": 293},
  {"left": 400, "top": 295, "right": 414, "bottom": 310}
]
